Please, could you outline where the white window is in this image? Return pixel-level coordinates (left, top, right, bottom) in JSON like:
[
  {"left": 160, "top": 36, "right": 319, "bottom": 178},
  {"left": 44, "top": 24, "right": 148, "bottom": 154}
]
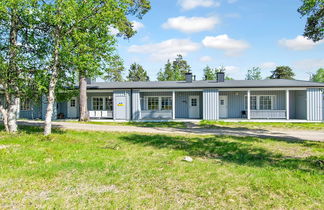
[
  {"left": 105, "top": 96, "right": 113, "bottom": 111},
  {"left": 259, "top": 96, "right": 272, "bottom": 110},
  {"left": 161, "top": 97, "right": 172, "bottom": 110},
  {"left": 21, "top": 100, "right": 31, "bottom": 111},
  {"left": 92, "top": 96, "right": 113, "bottom": 111},
  {"left": 244, "top": 95, "right": 274, "bottom": 110},
  {"left": 147, "top": 97, "right": 159, "bottom": 110},
  {"left": 145, "top": 96, "right": 173, "bottom": 111},
  {"left": 70, "top": 99, "right": 76, "bottom": 107},
  {"left": 92, "top": 97, "right": 104, "bottom": 110}
]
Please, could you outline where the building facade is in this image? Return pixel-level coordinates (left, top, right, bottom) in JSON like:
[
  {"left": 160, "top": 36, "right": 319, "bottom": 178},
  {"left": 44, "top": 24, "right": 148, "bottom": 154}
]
[{"left": 1, "top": 76, "right": 324, "bottom": 122}]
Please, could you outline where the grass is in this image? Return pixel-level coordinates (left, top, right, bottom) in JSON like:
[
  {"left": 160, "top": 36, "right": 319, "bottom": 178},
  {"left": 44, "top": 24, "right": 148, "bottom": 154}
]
[
  {"left": 66, "top": 120, "right": 324, "bottom": 131},
  {"left": 200, "top": 120, "right": 324, "bottom": 130},
  {"left": 0, "top": 126, "right": 323, "bottom": 209},
  {"left": 67, "top": 120, "right": 188, "bottom": 128}
]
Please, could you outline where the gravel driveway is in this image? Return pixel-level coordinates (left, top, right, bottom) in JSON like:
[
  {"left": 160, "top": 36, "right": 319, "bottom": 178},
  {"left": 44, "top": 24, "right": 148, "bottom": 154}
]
[{"left": 17, "top": 120, "right": 324, "bottom": 142}]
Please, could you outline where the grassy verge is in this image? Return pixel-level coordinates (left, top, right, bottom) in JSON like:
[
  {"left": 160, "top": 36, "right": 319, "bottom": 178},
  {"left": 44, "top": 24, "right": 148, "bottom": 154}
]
[
  {"left": 200, "top": 120, "right": 324, "bottom": 130},
  {"left": 0, "top": 126, "right": 323, "bottom": 209}
]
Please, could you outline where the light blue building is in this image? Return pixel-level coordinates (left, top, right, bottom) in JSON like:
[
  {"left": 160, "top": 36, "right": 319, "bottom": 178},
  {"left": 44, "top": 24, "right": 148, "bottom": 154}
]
[{"left": 1, "top": 73, "right": 324, "bottom": 121}]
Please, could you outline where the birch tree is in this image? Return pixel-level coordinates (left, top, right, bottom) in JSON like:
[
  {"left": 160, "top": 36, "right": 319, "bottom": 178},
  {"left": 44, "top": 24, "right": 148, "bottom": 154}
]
[
  {"left": 0, "top": 0, "right": 42, "bottom": 133},
  {"left": 41, "top": 0, "right": 151, "bottom": 135}
]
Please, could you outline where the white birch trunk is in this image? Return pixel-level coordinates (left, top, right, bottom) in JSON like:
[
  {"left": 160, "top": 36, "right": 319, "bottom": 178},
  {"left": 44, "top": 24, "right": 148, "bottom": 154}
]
[
  {"left": 44, "top": 32, "right": 60, "bottom": 136},
  {"left": 79, "top": 74, "right": 89, "bottom": 121},
  {"left": 7, "top": 97, "right": 19, "bottom": 133},
  {"left": 0, "top": 106, "right": 9, "bottom": 132}
]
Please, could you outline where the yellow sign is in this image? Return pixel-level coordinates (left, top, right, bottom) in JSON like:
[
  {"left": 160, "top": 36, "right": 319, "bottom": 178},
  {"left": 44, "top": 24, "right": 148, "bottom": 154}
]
[{"left": 117, "top": 103, "right": 125, "bottom": 106}]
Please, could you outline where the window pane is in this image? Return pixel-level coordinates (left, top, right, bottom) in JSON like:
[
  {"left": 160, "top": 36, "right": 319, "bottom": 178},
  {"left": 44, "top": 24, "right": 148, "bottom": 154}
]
[
  {"left": 191, "top": 98, "right": 197, "bottom": 106},
  {"left": 70, "top": 99, "right": 76, "bottom": 107},
  {"left": 259, "top": 96, "right": 272, "bottom": 110},
  {"left": 105, "top": 96, "right": 113, "bottom": 111},
  {"left": 21, "top": 100, "right": 31, "bottom": 111},
  {"left": 245, "top": 96, "right": 257, "bottom": 110},
  {"left": 161, "top": 97, "right": 172, "bottom": 110},
  {"left": 148, "top": 97, "right": 159, "bottom": 110},
  {"left": 93, "top": 98, "right": 104, "bottom": 110}
]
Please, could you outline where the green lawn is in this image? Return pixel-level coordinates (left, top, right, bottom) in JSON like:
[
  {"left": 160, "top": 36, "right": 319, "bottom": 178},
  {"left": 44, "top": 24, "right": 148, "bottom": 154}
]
[
  {"left": 200, "top": 120, "right": 324, "bottom": 130},
  {"left": 67, "top": 120, "right": 188, "bottom": 128},
  {"left": 0, "top": 126, "right": 323, "bottom": 209},
  {"left": 66, "top": 120, "right": 324, "bottom": 131}
]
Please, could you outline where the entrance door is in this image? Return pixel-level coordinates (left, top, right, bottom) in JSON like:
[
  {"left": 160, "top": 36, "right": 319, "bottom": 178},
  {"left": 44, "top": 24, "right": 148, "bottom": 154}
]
[
  {"left": 68, "top": 97, "right": 77, "bottom": 118},
  {"left": 189, "top": 96, "right": 200, "bottom": 119},
  {"left": 115, "top": 96, "right": 127, "bottom": 120},
  {"left": 219, "top": 96, "right": 228, "bottom": 118}
]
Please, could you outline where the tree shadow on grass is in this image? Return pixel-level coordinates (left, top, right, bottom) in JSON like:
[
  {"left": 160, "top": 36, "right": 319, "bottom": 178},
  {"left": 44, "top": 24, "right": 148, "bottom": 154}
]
[
  {"left": 0, "top": 124, "right": 64, "bottom": 135},
  {"left": 120, "top": 134, "right": 324, "bottom": 173}
]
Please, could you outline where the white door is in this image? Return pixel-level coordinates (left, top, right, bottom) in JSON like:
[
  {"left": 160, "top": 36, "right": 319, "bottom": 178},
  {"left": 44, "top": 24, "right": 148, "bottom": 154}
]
[
  {"left": 68, "top": 97, "right": 77, "bottom": 118},
  {"left": 115, "top": 96, "right": 127, "bottom": 120},
  {"left": 189, "top": 96, "right": 200, "bottom": 118},
  {"left": 219, "top": 96, "right": 228, "bottom": 118}
]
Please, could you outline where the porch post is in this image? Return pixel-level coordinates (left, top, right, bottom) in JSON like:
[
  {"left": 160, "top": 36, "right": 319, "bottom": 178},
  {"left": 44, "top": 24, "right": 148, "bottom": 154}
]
[
  {"left": 247, "top": 90, "right": 251, "bottom": 120},
  {"left": 172, "top": 90, "right": 175, "bottom": 120},
  {"left": 286, "top": 89, "right": 290, "bottom": 120}
]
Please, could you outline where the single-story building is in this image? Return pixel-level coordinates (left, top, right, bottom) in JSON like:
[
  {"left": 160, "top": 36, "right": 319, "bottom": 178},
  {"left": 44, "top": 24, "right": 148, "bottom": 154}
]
[{"left": 1, "top": 73, "right": 324, "bottom": 121}]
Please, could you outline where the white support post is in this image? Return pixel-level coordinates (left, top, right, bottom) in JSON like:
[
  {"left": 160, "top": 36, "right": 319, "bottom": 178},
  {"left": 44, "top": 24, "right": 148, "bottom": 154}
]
[
  {"left": 286, "top": 89, "right": 290, "bottom": 120},
  {"left": 172, "top": 90, "right": 175, "bottom": 120},
  {"left": 247, "top": 90, "right": 251, "bottom": 120}
]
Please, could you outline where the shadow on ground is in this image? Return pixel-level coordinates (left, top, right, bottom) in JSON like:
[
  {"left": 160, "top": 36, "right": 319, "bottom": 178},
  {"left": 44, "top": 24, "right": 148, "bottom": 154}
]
[{"left": 119, "top": 134, "right": 324, "bottom": 173}]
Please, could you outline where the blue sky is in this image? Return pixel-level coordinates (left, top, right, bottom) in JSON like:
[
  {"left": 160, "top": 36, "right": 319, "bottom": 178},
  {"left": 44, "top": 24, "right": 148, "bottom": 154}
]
[{"left": 116, "top": 0, "right": 324, "bottom": 81}]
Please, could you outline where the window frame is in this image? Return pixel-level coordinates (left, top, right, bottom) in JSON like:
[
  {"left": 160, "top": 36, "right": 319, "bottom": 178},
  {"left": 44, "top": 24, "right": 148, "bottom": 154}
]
[
  {"left": 92, "top": 96, "right": 113, "bottom": 111},
  {"left": 244, "top": 95, "right": 275, "bottom": 110},
  {"left": 20, "top": 100, "right": 32, "bottom": 111},
  {"left": 145, "top": 96, "right": 173, "bottom": 111}
]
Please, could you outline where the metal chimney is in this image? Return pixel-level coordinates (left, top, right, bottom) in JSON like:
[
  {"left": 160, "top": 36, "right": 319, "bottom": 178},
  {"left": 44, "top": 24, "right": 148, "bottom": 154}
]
[
  {"left": 185, "top": 72, "right": 193, "bottom": 83},
  {"left": 216, "top": 72, "right": 225, "bottom": 83}
]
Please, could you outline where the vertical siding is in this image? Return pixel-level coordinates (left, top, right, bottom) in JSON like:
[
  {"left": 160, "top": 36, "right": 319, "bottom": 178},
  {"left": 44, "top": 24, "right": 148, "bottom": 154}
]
[
  {"left": 289, "top": 91, "right": 296, "bottom": 119},
  {"left": 132, "top": 90, "right": 141, "bottom": 120},
  {"left": 203, "top": 89, "right": 219, "bottom": 120},
  {"left": 113, "top": 90, "right": 131, "bottom": 120},
  {"left": 307, "top": 88, "right": 323, "bottom": 121},
  {"left": 20, "top": 104, "right": 42, "bottom": 119}
]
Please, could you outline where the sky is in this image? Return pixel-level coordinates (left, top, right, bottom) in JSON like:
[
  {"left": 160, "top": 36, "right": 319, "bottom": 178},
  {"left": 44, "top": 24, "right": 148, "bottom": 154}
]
[{"left": 116, "top": 0, "right": 324, "bottom": 81}]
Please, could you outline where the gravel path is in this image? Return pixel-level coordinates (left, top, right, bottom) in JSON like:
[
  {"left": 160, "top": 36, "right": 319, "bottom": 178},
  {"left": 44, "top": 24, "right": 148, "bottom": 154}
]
[{"left": 17, "top": 120, "right": 324, "bottom": 142}]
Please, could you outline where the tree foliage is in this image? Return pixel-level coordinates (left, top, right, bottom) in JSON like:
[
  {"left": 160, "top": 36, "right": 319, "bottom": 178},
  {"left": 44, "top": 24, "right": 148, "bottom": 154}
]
[
  {"left": 298, "top": 0, "right": 324, "bottom": 42},
  {"left": 157, "top": 55, "right": 191, "bottom": 81},
  {"left": 270, "top": 66, "right": 295, "bottom": 79},
  {"left": 203, "top": 66, "right": 216, "bottom": 80},
  {"left": 127, "top": 63, "right": 149, "bottom": 81},
  {"left": 246, "top": 67, "right": 262, "bottom": 80},
  {"left": 311, "top": 68, "right": 324, "bottom": 82}
]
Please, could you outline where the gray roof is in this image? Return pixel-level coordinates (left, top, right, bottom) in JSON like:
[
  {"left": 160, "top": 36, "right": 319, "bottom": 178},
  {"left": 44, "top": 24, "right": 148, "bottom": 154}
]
[{"left": 87, "top": 79, "right": 324, "bottom": 89}]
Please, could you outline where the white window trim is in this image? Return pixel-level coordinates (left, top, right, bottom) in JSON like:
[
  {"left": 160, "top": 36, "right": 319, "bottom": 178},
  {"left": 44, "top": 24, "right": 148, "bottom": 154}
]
[
  {"left": 144, "top": 96, "right": 172, "bottom": 111},
  {"left": 91, "top": 96, "right": 113, "bottom": 111},
  {"left": 21, "top": 100, "right": 32, "bottom": 111},
  {"left": 244, "top": 95, "right": 276, "bottom": 110}
]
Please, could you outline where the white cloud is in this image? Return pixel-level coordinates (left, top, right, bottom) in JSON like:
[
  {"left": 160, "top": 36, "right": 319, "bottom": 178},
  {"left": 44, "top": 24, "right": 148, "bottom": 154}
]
[
  {"left": 278, "top": 35, "right": 323, "bottom": 51},
  {"left": 132, "top": 21, "right": 144, "bottom": 31},
  {"left": 224, "top": 65, "right": 240, "bottom": 73},
  {"left": 260, "top": 62, "right": 276, "bottom": 69},
  {"left": 178, "top": 0, "right": 220, "bottom": 10},
  {"left": 293, "top": 58, "right": 324, "bottom": 70},
  {"left": 202, "top": 34, "right": 250, "bottom": 56},
  {"left": 162, "top": 16, "right": 220, "bottom": 33},
  {"left": 128, "top": 39, "right": 200, "bottom": 61},
  {"left": 200, "top": 56, "right": 213, "bottom": 62}
]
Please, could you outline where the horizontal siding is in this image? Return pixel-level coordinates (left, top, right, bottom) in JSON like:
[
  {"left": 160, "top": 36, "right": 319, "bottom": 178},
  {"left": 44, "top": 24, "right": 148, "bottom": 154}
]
[{"left": 132, "top": 90, "right": 141, "bottom": 120}]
